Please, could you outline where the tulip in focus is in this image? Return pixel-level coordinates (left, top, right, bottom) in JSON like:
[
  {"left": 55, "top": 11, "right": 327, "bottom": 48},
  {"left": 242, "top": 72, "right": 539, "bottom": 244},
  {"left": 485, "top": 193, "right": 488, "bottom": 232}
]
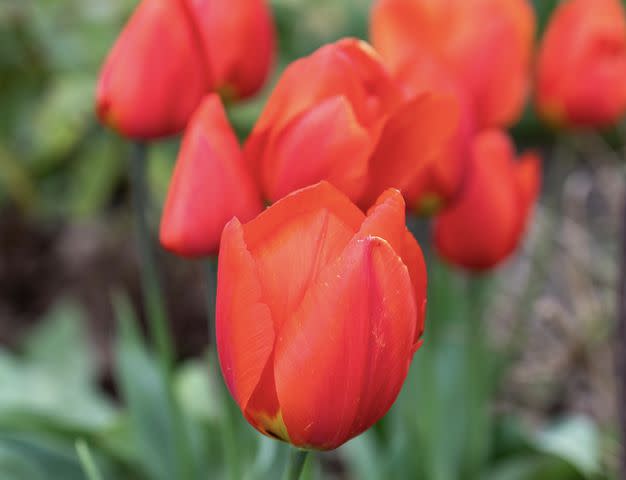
[
  {"left": 434, "top": 130, "right": 541, "bottom": 271},
  {"left": 535, "top": 0, "right": 626, "bottom": 128},
  {"left": 370, "top": 0, "right": 535, "bottom": 130},
  {"left": 96, "top": 0, "right": 275, "bottom": 139},
  {"left": 245, "top": 38, "right": 458, "bottom": 208},
  {"left": 216, "top": 181, "right": 427, "bottom": 450},
  {"left": 160, "top": 94, "right": 263, "bottom": 257}
]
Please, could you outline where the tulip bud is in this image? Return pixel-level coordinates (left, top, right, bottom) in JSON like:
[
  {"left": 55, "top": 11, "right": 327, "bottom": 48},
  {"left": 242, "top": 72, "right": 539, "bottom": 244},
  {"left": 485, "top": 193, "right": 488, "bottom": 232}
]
[
  {"left": 190, "top": 0, "right": 275, "bottom": 100},
  {"left": 370, "top": 0, "right": 535, "bottom": 129},
  {"left": 96, "top": 0, "right": 275, "bottom": 139},
  {"left": 160, "top": 94, "right": 263, "bottom": 257},
  {"left": 96, "top": 0, "right": 212, "bottom": 139},
  {"left": 245, "top": 38, "right": 459, "bottom": 209},
  {"left": 216, "top": 181, "right": 427, "bottom": 450},
  {"left": 434, "top": 130, "right": 541, "bottom": 271},
  {"left": 535, "top": 0, "right": 626, "bottom": 128}
]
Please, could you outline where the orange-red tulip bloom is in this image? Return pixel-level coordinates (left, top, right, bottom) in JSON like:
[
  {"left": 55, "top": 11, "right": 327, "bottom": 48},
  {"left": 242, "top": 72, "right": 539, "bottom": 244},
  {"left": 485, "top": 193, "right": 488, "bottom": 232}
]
[
  {"left": 434, "top": 130, "right": 541, "bottom": 271},
  {"left": 370, "top": 0, "right": 535, "bottom": 130},
  {"left": 216, "top": 182, "right": 427, "bottom": 450},
  {"left": 96, "top": 0, "right": 274, "bottom": 139},
  {"left": 245, "top": 38, "right": 458, "bottom": 209},
  {"left": 535, "top": 0, "right": 626, "bottom": 128},
  {"left": 191, "top": 0, "right": 275, "bottom": 100},
  {"left": 160, "top": 94, "right": 263, "bottom": 257}
]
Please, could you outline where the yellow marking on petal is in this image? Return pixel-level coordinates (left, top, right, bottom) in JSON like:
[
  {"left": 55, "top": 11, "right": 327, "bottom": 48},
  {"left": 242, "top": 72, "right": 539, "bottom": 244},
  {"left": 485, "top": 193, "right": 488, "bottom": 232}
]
[
  {"left": 415, "top": 193, "right": 443, "bottom": 216},
  {"left": 253, "top": 410, "right": 291, "bottom": 443}
]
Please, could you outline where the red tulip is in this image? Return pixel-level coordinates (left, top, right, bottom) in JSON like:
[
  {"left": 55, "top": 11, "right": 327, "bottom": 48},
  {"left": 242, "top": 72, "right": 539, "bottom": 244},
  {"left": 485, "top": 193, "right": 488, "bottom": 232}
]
[
  {"left": 97, "top": 0, "right": 275, "bottom": 139},
  {"left": 216, "top": 181, "right": 427, "bottom": 450},
  {"left": 190, "top": 0, "right": 275, "bottom": 100},
  {"left": 434, "top": 130, "right": 541, "bottom": 271},
  {"left": 160, "top": 94, "right": 263, "bottom": 257},
  {"left": 370, "top": 0, "right": 535, "bottom": 130},
  {"left": 535, "top": 0, "right": 626, "bottom": 128},
  {"left": 245, "top": 38, "right": 459, "bottom": 208},
  {"left": 96, "top": 0, "right": 212, "bottom": 139}
]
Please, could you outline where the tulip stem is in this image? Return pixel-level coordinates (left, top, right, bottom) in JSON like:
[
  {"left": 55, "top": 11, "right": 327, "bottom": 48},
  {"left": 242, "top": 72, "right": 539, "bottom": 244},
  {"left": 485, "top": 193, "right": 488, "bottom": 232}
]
[
  {"left": 282, "top": 449, "right": 309, "bottom": 480},
  {"left": 617, "top": 189, "right": 626, "bottom": 479},
  {"left": 203, "top": 257, "right": 218, "bottom": 348},
  {"left": 129, "top": 143, "right": 195, "bottom": 480},
  {"left": 129, "top": 142, "right": 174, "bottom": 374}
]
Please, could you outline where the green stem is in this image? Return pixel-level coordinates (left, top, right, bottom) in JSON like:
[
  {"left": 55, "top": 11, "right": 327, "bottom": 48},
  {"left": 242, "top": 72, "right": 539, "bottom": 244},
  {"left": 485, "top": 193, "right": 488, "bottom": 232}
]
[
  {"left": 282, "top": 449, "right": 309, "bottom": 480},
  {"left": 129, "top": 143, "right": 194, "bottom": 480},
  {"left": 464, "top": 275, "right": 492, "bottom": 480},
  {"left": 75, "top": 440, "right": 103, "bottom": 480},
  {"left": 129, "top": 142, "right": 174, "bottom": 374},
  {"left": 203, "top": 257, "right": 218, "bottom": 348}
]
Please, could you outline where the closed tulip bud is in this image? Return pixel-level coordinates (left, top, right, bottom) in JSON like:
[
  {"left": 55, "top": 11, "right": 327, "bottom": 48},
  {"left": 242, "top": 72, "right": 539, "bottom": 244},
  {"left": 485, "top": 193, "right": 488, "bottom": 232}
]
[
  {"left": 245, "top": 38, "right": 459, "bottom": 208},
  {"left": 535, "top": 0, "right": 626, "bottom": 128},
  {"left": 217, "top": 181, "right": 427, "bottom": 450},
  {"left": 97, "top": 0, "right": 275, "bottom": 140},
  {"left": 434, "top": 130, "right": 541, "bottom": 271},
  {"left": 371, "top": 0, "right": 535, "bottom": 129},
  {"left": 160, "top": 94, "right": 263, "bottom": 257},
  {"left": 96, "top": 0, "right": 212, "bottom": 139},
  {"left": 190, "top": 0, "right": 275, "bottom": 100}
]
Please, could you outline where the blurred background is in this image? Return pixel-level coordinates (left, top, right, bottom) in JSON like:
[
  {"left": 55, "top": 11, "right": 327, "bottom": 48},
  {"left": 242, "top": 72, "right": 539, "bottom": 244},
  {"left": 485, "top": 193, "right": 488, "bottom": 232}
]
[{"left": 0, "top": 0, "right": 623, "bottom": 478}]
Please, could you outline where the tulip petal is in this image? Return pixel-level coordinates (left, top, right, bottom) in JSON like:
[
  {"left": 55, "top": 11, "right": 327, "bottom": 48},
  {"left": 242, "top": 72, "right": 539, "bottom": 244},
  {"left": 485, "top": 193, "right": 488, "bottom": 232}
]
[
  {"left": 243, "top": 182, "right": 365, "bottom": 332},
  {"left": 360, "top": 189, "right": 427, "bottom": 343},
  {"left": 274, "top": 235, "right": 417, "bottom": 449},
  {"left": 189, "top": 0, "right": 275, "bottom": 99},
  {"left": 262, "top": 96, "right": 374, "bottom": 202},
  {"left": 360, "top": 92, "right": 459, "bottom": 207},
  {"left": 160, "top": 95, "right": 263, "bottom": 257},
  {"left": 216, "top": 218, "right": 274, "bottom": 413}
]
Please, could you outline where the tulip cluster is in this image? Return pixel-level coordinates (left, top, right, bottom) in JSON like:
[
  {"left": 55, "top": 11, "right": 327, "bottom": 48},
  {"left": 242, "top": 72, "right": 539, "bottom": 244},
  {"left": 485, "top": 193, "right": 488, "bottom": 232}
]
[
  {"left": 95, "top": 0, "right": 626, "bottom": 455},
  {"left": 370, "top": 0, "right": 541, "bottom": 271}
]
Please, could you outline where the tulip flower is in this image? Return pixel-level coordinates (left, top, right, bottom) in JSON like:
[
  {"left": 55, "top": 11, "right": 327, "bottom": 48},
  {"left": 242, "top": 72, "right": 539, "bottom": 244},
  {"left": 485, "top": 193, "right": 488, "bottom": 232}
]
[
  {"left": 245, "top": 38, "right": 459, "bottom": 208},
  {"left": 160, "top": 94, "right": 263, "bottom": 257},
  {"left": 216, "top": 181, "right": 427, "bottom": 450},
  {"left": 434, "top": 130, "right": 541, "bottom": 271},
  {"left": 370, "top": 0, "right": 535, "bottom": 130},
  {"left": 190, "top": 0, "right": 275, "bottom": 101},
  {"left": 535, "top": 0, "right": 626, "bottom": 128},
  {"left": 97, "top": 0, "right": 275, "bottom": 139}
]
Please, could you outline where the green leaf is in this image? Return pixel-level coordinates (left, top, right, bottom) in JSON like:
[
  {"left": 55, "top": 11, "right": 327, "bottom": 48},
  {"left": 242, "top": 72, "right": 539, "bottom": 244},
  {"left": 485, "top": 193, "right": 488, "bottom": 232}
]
[
  {"left": 112, "top": 294, "right": 178, "bottom": 480},
  {"left": 534, "top": 416, "right": 601, "bottom": 477}
]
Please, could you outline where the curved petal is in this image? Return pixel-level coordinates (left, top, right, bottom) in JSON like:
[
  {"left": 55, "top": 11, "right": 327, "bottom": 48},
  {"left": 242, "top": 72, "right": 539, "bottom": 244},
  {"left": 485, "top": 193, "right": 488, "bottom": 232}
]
[
  {"left": 216, "top": 218, "right": 274, "bottom": 413},
  {"left": 514, "top": 151, "right": 542, "bottom": 236},
  {"left": 261, "top": 96, "right": 374, "bottom": 203},
  {"left": 160, "top": 95, "right": 263, "bottom": 257},
  {"left": 360, "top": 92, "right": 459, "bottom": 208},
  {"left": 189, "top": 0, "right": 275, "bottom": 99},
  {"left": 96, "top": 0, "right": 211, "bottom": 139},
  {"left": 360, "top": 189, "right": 427, "bottom": 344},
  {"left": 244, "top": 182, "right": 365, "bottom": 332},
  {"left": 274, "top": 236, "right": 417, "bottom": 450}
]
